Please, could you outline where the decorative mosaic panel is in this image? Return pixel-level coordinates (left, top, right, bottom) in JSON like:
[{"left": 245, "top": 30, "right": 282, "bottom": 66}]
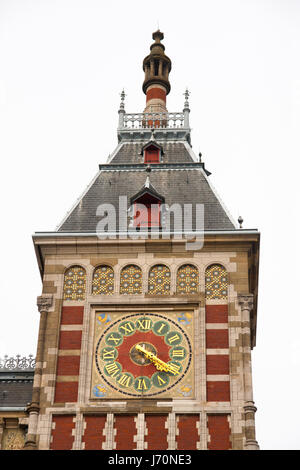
[
  {"left": 148, "top": 264, "right": 171, "bottom": 295},
  {"left": 120, "top": 265, "right": 142, "bottom": 295},
  {"left": 63, "top": 266, "right": 86, "bottom": 301},
  {"left": 205, "top": 264, "right": 228, "bottom": 300},
  {"left": 176, "top": 264, "right": 199, "bottom": 294},
  {"left": 92, "top": 265, "right": 114, "bottom": 295}
]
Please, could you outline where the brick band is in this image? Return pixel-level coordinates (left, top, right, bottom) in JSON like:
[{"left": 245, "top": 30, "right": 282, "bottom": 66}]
[{"left": 146, "top": 87, "right": 166, "bottom": 103}]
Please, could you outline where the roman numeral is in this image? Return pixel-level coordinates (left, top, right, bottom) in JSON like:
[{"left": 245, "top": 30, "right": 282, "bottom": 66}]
[
  {"left": 102, "top": 349, "right": 116, "bottom": 359},
  {"left": 117, "top": 374, "right": 132, "bottom": 387},
  {"left": 136, "top": 378, "right": 149, "bottom": 390},
  {"left": 157, "top": 322, "right": 168, "bottom": 333},
  {"left": 105, "top": 362, "right": 120, "bottom": 377},
  {"left": 168, "top": 333, "right": 180, "bottom": 344},
  {"left": 171, "top": 349, "right": 184, "bottom": 358},
  {"left": 157, "top": 375, "right": 167, "bottom": 386},
  {"left": 119, "top": 322, "right": 135, "bottom": 335},
  {"left": 106, "top": 334, "right": 122, "bottom": 345},
  {"left": 136, "top": 319, "right": 152, "bottom": 330}
]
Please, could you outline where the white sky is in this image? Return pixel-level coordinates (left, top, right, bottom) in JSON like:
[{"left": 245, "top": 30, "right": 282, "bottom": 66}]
[{"left": 0, "top": 0, "right": 299, "bottom": 450}]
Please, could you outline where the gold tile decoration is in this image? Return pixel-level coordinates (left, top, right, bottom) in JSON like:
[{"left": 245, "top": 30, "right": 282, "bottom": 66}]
[
  {"left": 2, "top": 429, "right": 26, "bottom": 450},
  {"left": 63, "top": 265, "right": 86, "bottom": 300},
  {"left": 120, "top": 264, "right": 142, "bottom": 295},
  {"left": 205, "top": 264, "right": 228, "bottom": 300},
  {"left": 176, "top": 264, "right": 199, "bottom": 294},
  {"left": 92, "top": 265, "right": 114, "bottom": 295},
  {"left": 148, "top": 264, "right": 171, "bottom": 295}
]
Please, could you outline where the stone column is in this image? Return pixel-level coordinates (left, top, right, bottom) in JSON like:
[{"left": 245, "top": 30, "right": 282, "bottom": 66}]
[
  {"left": 238, "top": 294, "right": 259, "bottom": 450},
  {"left": 24, "top": 294, "right": 53, "bottom": 449},
  {"left": 0, "top": 418, "right": 4, "bottom": 450}
]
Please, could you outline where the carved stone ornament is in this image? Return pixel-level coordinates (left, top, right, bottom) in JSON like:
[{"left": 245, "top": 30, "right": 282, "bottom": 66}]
[
  {"left": 237, "top": 294, "right": 254, "bottom": 311},
  {"left": 2, "top": 429, "right": 26, "bottom": 450},
  {"left": 37, "top": 294, "right": 53, "bottom": 313}
]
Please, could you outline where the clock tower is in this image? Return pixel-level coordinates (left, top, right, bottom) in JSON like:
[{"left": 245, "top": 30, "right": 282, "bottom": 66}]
[{"left": 25, "top": 31, "right": 260, "bottom": 450}]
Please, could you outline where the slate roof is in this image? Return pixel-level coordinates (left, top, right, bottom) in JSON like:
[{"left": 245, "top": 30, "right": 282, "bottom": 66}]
[
  {"left": 57, "top": 141, "right": 237, "bottom": 232},
  {"left": 0, "top": 372, "right": 33, "bottom": 408},
  {"left": 108, "top": 141, "right": 194, "bottom": 165}
]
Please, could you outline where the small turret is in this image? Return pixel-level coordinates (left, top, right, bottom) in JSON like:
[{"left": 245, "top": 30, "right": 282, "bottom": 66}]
[{"left": 142, "top": 30, "right": 172, "bottom": 114}]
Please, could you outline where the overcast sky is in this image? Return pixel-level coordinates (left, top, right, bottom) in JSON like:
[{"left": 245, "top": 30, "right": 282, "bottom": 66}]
[{"left": 0, "top": 0, "right": 299, "bottom": 450}]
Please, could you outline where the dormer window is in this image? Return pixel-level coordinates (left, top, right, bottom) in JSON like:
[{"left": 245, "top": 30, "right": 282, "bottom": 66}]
[
  {"left": 130, "top": 176, "right": 165, "bottom": 229},
  {"left": 144, "top": 144, "right": 160, "bottom": 163},
  {"left": 142, "top": 141, "right": 163, "bottom": 164},
  {"left": 134, "top": 193, "right": 161, "bottom": 228}
]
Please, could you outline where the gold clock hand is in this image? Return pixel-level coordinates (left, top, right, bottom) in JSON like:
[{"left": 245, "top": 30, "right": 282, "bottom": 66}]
[{"left": 135, "top": 345, "right": 179, "bottom": 375}]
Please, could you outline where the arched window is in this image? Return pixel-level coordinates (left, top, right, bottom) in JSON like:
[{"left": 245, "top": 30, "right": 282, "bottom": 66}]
[
  {"left": 205, "top": 264, "right": 228, "bottom": 300},
  {"left": 63, "top": 265, "right": 86, "bottom": 301},
  {"left": 120, "top": 265, "right": 142, "bottom": 295},
  {"left": 176, "top": 264, "right": 199, "bottom": 294},
  {"left": 92, "top": 265, "right": 114, "bottom": 295},
  {"left": 148, "top": 264, "right": 171, "bottom": 295}
]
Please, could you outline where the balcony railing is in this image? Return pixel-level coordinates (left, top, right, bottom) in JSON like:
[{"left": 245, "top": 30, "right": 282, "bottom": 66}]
[
  {"left": 0, "top": 354, "right": 36, "bottom": 371},
  {"left": 120, "top": 112, "right": 187, "bottom": 129}
]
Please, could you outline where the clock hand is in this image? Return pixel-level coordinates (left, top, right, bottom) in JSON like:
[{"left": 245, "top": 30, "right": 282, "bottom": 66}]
[{"left": 135, "top": 344, "right": 179, "bottom": 375}]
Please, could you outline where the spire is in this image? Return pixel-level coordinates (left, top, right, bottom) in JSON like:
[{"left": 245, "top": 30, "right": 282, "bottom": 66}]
[{"left": 142, "top": 30, "right": 172, "bottom": 114}]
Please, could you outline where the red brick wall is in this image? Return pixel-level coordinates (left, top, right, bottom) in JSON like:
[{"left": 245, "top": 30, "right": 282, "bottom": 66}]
[
  {"left": 58, "top": 330, "right": 82, "bottom": 350},
  {"left": 61, "top": 306, "right": 84, "bottom": 324},
  {"left": 146, "top": 87, "right": 166, "bottom": 103},
  {"left": 176, "top": 415, "right": 199, "bottom": 450},
  {"left": 50, "top": 415, "right": 75, "bottom": 450},
  {"left": 207, "top": 381, "right": 230, "bottom": 402},
  {"left": 54, "top": 306, "right": 84, "bottom": 404},
  {"left": 206, "top": 304, "right": 228, "bottom": 323},
  {"left": 206, "top": 355, "right": 229, "bottom": 375},
  {"left": 56, "top": 355, "right": 80, "bottom": 376},
  {"left": 82, "top": 415, "right": 106, "bottom": 450},
  {"left": 114, "top": 415, "right": 136, "bottom": 450},
  {"left": 54, "top": 382, "right": 79, "bottom": 403},
  {"left": 206, "top": 304, "right": 230, "bottom": 403},
  {"left": 145, "top": 415, "right": 168, "bottom": 450},
  {"left": 207, "top": 414, "right": 231, "bottom": 450},
  {"left": 206, "top": 329, "right": 229, "bottom": 349}
]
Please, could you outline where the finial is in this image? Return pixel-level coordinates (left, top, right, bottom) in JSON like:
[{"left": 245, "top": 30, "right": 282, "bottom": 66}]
[
  {"left": 184, "top": 88, "right": 190, "bottom": 108},
  {"left": 150, "top": 128, "right": 156, "bottom": 141},
  {"left": 199, "top": 152, "right": 202, "bottom": 162},
  {"left": 119, "top": 89, "right": 126, "bottom": 110},
  {"left": 238, "top": 216, "right": 243, "bottom": 228},
  {"left": 145, "top": 175, "right": 151, "bottom": 188},
  {"left": 152, "top": 29, "right": 164, "bottom": 43}
]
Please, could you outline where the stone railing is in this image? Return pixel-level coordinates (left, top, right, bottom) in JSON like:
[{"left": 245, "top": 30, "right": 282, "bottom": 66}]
[
  {"left": 126, "top": 112, "right": 184, "bottom": 129},
  {"left": 119, "top": 111, "right": 189, "bottom": 130},
  {"left": 0, "top": 355, "right": 36, "bottom": 371}
]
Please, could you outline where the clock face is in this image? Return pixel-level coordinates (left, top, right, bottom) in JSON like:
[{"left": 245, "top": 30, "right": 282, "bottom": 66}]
[{"left": 91, "top": 312, "right": 194, "bottom": 399}]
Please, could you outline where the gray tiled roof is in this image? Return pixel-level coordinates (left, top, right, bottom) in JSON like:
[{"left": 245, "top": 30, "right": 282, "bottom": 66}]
[
  {"left": 0, "top": 372, "right": 33, "bottom": 408},
  {"left": 109, "top": 142, "right": 194, "bottom": 164},
  {"left": 58, "top": 142, "right": 236, "bottom": 232}
]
